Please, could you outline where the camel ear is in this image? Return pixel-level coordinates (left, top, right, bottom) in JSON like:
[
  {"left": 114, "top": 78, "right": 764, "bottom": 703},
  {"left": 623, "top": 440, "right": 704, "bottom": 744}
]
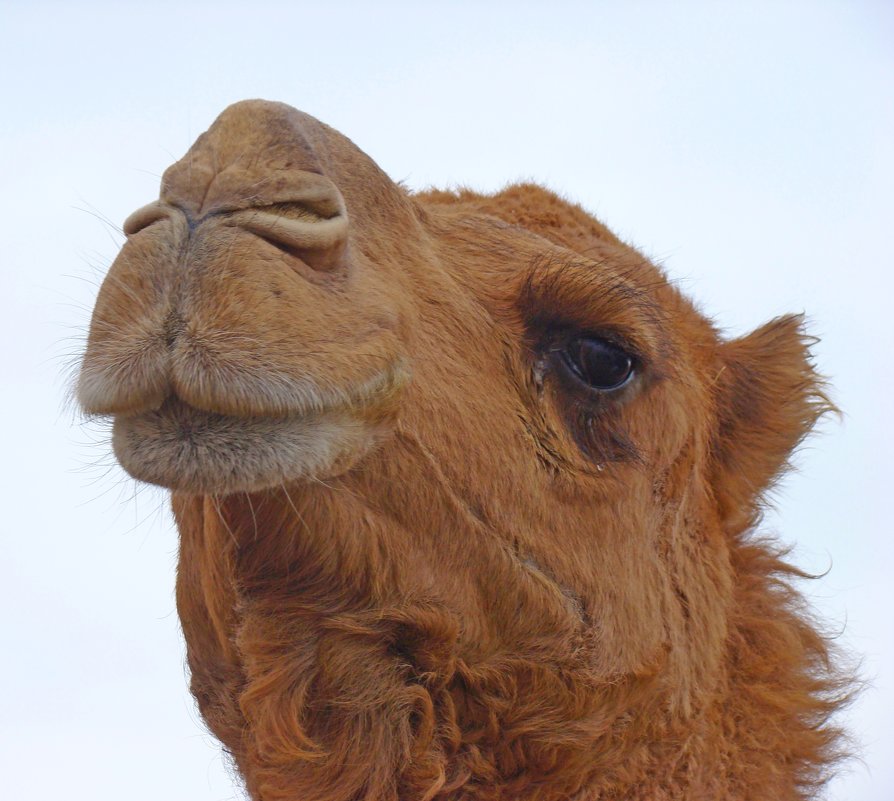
[{"left": 711, "top": 314, "right": 833, "bottom": 532}]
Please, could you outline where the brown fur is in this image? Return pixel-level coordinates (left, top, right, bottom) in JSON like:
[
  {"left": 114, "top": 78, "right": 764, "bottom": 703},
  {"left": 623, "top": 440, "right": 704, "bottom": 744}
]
[{"left": 79, "top": 100, "right": 850, "bottom": 800}]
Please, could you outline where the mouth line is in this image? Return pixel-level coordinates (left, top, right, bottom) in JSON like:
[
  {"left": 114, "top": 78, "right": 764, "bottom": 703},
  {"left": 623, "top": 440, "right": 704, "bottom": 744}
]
[
  {"left": 111, "top": 393, "right": 379, "bottom": 494},
  {"left": 96, "top": 361, "right": 409, "bottom": 493},
  {"left": 136, "top": 393, "right": 322, "bottom": 428},
  {"left": 84, "top": 358, "right": 410, "bottom": 495},
  {"left": 106, "top": 355, "right": 408, "bottom": 421},
  {"left": 112, "top": 392, "right": 353, "bottom": 459}
]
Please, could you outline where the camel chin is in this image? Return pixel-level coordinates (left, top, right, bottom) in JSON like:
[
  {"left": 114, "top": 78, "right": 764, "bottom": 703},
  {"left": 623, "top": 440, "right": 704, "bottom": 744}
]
[{"left": 111, "top": 397, "right": 383, "bottom": 494}]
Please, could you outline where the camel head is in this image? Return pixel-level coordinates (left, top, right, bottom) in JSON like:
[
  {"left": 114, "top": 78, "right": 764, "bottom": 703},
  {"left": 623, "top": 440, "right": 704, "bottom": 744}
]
[{"left": 78, "top": 100, "right": 844, "bottom": 801}]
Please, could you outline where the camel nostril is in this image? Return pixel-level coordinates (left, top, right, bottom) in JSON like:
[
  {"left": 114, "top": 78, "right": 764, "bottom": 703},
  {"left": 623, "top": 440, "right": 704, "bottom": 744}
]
[
  {"left": 229, "top": 202, "right": 349, "bottom": 272},
  {"left": 123, "top": 201, "right": 178, "bottom": 236}
]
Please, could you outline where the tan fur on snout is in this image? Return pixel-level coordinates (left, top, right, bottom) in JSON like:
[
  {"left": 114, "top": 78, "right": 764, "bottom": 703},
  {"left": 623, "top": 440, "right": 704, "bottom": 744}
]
[
  {"left": 79, "top": 100, "right": 851, "bottom": 801},
  {"left": 80, "top": 102, "right": 411, "bottom": 491}
]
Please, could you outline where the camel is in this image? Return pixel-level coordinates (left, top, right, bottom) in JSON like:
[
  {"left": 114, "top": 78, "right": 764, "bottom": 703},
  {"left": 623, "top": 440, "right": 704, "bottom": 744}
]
[{"left": 78, "top": 100, "right": 849, "bottom": 800}]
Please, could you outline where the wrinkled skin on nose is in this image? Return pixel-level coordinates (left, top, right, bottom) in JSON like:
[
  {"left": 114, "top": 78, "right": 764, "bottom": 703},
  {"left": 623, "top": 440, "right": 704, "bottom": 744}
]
[{"left": 78, "top": 100, "right": 416, "bottom": 492}]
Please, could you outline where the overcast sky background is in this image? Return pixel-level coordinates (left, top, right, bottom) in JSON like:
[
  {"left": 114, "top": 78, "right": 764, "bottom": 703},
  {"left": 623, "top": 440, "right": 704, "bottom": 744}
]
[{"left": 2, "top": 2, "right": 891, "bottom": 799}]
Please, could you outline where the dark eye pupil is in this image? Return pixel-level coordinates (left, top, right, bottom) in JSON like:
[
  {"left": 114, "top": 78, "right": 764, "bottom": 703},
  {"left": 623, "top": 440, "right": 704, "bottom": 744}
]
[{"left": 565, "top": 337, "right": 634, "bottom": 390}]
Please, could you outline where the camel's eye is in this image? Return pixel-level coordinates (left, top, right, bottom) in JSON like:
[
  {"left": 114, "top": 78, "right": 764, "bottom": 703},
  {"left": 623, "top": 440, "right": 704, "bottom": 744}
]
[{"left": 562, "top": 336, "right": 635, "bottom": 391}]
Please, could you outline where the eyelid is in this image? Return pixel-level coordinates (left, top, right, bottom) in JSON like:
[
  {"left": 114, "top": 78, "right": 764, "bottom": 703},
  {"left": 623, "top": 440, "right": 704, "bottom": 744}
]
[
  {"left": 520, "top": 256, "right": 665, "bottom": 368},
  {"left": 544, "top": 328, "right": 647, "bottom": 371}
]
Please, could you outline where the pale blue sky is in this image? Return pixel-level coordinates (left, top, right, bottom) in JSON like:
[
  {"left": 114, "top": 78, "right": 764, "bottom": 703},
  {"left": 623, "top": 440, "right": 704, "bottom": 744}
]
[{"left": 2, "top": 2, "right": 891, "bottom": 799}]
